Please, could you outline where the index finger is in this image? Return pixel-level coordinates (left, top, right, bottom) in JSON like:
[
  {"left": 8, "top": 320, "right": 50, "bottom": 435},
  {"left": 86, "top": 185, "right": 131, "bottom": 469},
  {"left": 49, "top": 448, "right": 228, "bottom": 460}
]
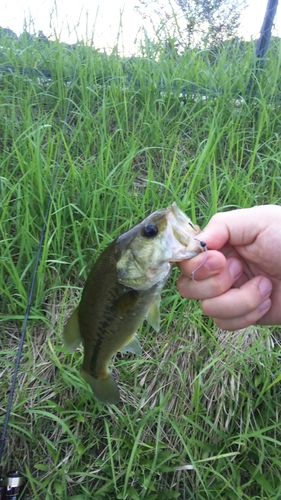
[
  {"left": 178, "top": 250, "right": 226, "bottom": 280},
  {"left": 197, "top": 205, "right": 278, "bottom": 250}
]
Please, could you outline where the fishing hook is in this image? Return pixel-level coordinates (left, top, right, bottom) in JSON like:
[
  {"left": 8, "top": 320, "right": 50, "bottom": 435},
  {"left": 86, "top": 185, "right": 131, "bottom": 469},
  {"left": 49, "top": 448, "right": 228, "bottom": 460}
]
[{"left": 191, "top": 240, "right": 208, "bottom": 281}]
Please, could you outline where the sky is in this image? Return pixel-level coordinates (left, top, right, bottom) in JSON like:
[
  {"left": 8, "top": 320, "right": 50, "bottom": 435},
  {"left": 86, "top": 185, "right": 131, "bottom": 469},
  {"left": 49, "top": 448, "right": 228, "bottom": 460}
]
[{"left": 2, "top": 0, "right": 281, "bottom": 54}]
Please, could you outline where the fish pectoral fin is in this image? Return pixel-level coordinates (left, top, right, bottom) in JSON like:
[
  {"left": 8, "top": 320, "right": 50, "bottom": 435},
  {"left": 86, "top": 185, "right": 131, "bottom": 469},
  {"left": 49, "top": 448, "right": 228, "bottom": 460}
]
[
  {"left": 63, "top": 307, "right": 82, "bottom": 353},
  {"left": 80, "top": 369, "right": 120, "bottom": 405},
  {"left": 146, "top": 295, "right": 161, "bottom": 331},
  {"left": 121, "top": 334, "right": 142, "bottom": 356}
]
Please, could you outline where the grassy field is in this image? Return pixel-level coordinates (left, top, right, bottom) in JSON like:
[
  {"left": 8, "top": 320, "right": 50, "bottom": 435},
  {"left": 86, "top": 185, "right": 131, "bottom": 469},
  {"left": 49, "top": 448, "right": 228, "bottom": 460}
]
[{"left": 1, "top": 30, "right": 281, "bottom": 499}]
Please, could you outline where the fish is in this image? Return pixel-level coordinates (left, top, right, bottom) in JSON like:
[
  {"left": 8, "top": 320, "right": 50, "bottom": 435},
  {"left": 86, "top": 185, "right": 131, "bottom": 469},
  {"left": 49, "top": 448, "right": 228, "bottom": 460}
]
[{"left": 63, "top": 202, "right": 203, "bottom": 405}]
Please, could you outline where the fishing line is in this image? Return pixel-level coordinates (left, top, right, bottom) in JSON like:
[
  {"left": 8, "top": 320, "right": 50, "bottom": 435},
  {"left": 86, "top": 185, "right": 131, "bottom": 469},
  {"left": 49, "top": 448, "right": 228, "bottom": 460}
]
[{"left": 0, "top": 64, "right": 77, "bottom": 496}]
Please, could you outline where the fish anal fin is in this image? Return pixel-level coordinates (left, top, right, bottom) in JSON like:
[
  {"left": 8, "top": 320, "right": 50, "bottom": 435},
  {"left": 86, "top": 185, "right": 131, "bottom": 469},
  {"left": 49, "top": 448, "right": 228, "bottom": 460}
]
[
  {"left": 146, "top": 295, "right": 161, "bottom": 331},
  {"left": 63, "top": 308, "right": 82, "bottom": 353},
  {"left": 81, "top": 368, "right": 120, "bottom": 405},
  {"left": 121, "top": 334, "right": 142, "bottom": 355}
]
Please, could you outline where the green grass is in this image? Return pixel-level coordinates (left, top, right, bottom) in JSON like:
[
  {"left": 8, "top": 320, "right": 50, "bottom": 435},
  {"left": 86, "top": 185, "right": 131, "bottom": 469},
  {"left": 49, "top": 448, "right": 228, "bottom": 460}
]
[{"left": 1, "top": 27, "right": 281, "bottom": 499}]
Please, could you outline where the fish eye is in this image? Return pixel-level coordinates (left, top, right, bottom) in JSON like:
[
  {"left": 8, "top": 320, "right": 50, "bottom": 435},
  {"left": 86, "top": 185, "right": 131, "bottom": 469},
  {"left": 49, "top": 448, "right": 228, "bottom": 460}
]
[{"left": 143, "top": 224, "right": 158, "bottom": 238}]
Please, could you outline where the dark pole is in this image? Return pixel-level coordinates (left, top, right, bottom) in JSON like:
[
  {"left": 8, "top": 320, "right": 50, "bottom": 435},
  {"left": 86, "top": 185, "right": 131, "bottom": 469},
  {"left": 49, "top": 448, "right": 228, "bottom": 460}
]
[
  {"left": 247, "top": 0, "right": 279, "bottom": 93},
  {"left": 256, "top": 0, "right": 279, "bottom": 63}
]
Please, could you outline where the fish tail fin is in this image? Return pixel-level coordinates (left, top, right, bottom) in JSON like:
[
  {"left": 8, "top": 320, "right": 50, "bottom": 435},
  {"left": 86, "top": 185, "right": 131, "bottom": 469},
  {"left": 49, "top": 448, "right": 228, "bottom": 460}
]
[
  {"left": 63, "top": 307, "right": 82, "bottom": 353},
  {"left": 80, "top": 368, "right": 120, "bottom": 405}
]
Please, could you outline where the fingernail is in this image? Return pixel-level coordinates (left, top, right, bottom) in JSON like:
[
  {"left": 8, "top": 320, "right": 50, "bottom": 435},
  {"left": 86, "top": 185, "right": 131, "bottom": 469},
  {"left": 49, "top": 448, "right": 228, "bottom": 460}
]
[
  {"left": 228, "top": 260, "right": 242, "bottom": 279},
  {"left": 259, "top": 298, "right": 271, "bottom": 311},
  {"left": 259, "top": 278, "right": 272, "bottom": 298}
]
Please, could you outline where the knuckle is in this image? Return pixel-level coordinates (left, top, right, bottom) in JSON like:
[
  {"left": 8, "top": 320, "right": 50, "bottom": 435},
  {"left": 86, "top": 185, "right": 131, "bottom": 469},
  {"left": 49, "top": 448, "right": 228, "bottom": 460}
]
[{"left": 211, "top": 212, "right": 223, "bottom": 223}]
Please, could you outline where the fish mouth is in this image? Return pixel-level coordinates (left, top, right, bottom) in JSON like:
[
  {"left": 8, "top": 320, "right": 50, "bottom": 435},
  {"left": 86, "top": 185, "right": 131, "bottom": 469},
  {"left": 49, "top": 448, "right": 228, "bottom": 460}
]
[
  {"left": 164, "top": 204, "right": 203, "bottom": 259},
  {"left": 169, "top": 250, "right": 200, "bottom": 262}
]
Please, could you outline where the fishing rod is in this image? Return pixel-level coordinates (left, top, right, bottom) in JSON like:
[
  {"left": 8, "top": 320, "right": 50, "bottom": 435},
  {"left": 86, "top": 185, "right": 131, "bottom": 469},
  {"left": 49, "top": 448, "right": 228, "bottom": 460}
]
[
  {"left": 0, "top": 65, "right": 77, "bottom": 499},
  {"left": 0, "top": 471, "right": 26, "bottom": 499}
]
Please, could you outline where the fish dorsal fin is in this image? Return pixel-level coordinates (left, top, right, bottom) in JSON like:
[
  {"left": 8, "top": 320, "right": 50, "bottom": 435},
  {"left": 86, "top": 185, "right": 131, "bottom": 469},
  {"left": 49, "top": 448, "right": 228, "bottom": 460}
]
[
  {"left": 121, "top": 334, "right": 142, "bottom": 355},
  {"left": 146, "top": 295, "right": 161, "bottom": 332},
  {"left": 63, "top": 307, "right": 82, "bottom": 353}
]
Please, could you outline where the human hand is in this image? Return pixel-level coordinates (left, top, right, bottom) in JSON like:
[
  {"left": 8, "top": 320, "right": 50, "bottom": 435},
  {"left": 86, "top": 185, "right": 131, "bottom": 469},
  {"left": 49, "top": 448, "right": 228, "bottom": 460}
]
[{"left": 177, "top": 205, "right": 281, "bottom": 330}]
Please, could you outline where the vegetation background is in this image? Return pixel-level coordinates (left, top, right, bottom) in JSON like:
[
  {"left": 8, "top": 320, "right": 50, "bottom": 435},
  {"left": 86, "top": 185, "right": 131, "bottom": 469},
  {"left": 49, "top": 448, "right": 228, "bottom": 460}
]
[{"left": 1, "top": 1, "right": 281, "bottom": 497}]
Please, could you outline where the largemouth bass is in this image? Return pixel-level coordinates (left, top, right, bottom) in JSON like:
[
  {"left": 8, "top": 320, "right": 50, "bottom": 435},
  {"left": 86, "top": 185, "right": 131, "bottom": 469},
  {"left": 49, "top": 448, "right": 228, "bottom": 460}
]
[{"left": 63, "top": 202, "right": 203, "bottom": 404}]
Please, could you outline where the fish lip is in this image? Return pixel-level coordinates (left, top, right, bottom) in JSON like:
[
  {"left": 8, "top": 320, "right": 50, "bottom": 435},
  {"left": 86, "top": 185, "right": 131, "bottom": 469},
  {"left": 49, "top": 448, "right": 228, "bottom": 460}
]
[{"left": 169, "top": 251, "right": 200, "bottom": 262}]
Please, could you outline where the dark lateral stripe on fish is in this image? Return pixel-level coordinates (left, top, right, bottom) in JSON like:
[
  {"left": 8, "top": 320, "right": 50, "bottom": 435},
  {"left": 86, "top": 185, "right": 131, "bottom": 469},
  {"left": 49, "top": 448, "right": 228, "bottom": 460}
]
[{"left": 89, "top": 336, "right": 104, "bottom": 378}]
